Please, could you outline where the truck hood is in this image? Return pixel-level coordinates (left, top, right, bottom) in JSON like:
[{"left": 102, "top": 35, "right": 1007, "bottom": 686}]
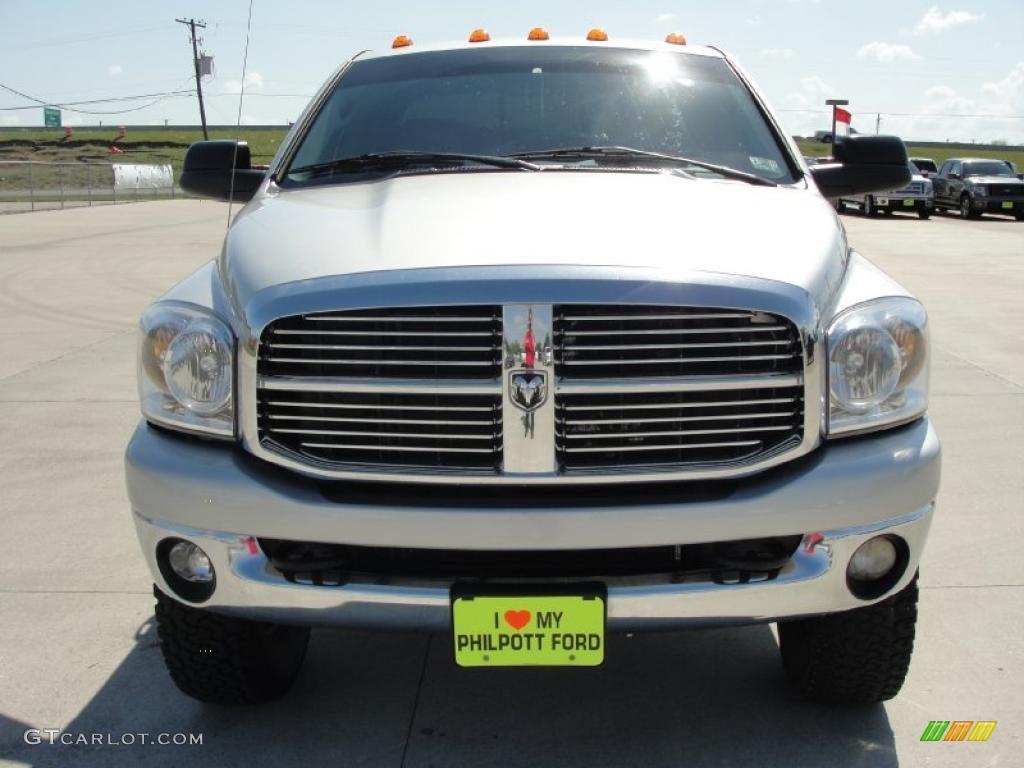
[
  {"left": 965, "top": 175, "right": 1024, "bottom": 185},
  {"left": 223, "top": 171, "right": 846, "bottom": 318}
]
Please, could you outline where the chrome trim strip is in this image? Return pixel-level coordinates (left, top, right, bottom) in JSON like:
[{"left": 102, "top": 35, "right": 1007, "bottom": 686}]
[
  {"left": 258, "top": 375, "right": 500, "bottom": 395},
  {"left": 306, "top": 315, "right": 497, "bottom": 322},
  {"left": 560, "top": 312, "right": 754, "bottom": 320},
  {"left": 564, "top": 440, "right": 762, "bottom": 453},
  {"left": 273, "top": 329, "right": 495, "bottom": 337},
  {"left": 299, "top": 442, "right": 497, "bottom": 454},
  {"left": 566, "top": 325, "right": 787, "bottom": 336},
  {"left": 266, "top": 401, "right": 495, "bottom": 412},
  {"left": 565, "top": 411, "right": 798, "bottom": 425},
  {"left": 561, "top": 354, "right": 798, "bottom": 365},
  {"left": 558, "top": 373, "right": 802, "bottom": 395},
  {"left": 563, "top": 397, "right": 797, "bottom": 411},
  {"left": 264, "top": 357, "right": 496, "bottom": 367},
  {"left": 572, "top": 340, "right": 792, "bottom": 350},
  {"left": 268, "top": 415, "right": 491, "bottom": 425}
]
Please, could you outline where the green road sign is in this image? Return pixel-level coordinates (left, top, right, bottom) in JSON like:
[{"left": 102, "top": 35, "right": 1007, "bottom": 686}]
[{"left": 43, "top": 107, "right": 61, "bottom": 127}]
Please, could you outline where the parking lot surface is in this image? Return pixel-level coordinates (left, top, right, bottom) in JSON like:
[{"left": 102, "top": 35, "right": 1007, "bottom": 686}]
[{"left": 1, "top": 201, "right": 1021, "bottom": 767}]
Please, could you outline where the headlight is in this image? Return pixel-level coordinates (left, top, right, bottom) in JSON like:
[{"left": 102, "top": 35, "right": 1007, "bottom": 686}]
[
  {"left": 138, "top": 302, "right": 235, "bottom": 438},
  {"left": 922, "top": 180, "right": 933, "bottom": 196},
  {"left": 827, "top": 297, "right": 928, "bottom": 437},
  {"left": 972, "top": 184, "right": 987, "bottom": 196}
]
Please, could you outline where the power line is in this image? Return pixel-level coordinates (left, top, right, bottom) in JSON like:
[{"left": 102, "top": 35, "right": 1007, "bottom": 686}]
[{"left": 0, "top": 88, "right": 195, "bottom": 112}]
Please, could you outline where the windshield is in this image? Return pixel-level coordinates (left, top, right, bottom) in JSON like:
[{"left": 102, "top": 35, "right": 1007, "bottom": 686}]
[
  {"left": 911, "top": 159, "right": 937, "bottom": 174},
  {"left": 963, "top": 160, "right": 1016, "bottom": 177},
  {"left": 284, "top": 46, "right": 795, "bottom": 185}
]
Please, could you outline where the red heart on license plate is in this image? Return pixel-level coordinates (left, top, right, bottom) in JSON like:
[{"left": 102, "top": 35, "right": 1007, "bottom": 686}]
[{"left": 504, "top": 609, "right": 531, "bottom": 630}]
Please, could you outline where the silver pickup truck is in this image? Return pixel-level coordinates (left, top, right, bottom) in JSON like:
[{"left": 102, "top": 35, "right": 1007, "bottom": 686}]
[{"left": 126, "top": 34, "right": 938, "bottom": 706}]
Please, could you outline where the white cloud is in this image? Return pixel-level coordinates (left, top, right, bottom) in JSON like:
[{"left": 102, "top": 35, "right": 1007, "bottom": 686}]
[
  {"left": 981, "top": 61, "right": 1024, "bottom": 114},
  {"left": 914, "top": 6, "right": 983, "bottom": 35},
  {"left": 856, "top": 42, "right": 920, "bottom": 62},
  {"left": 655, "top": 12, "right": 675, "bottom": 23},
  {"left": 761, "top": 48, "right": 795, "bottom": 60},
  {"left": 222, "top": 71, "right": 265, "bottom": 94},
  {"left": 108, "top": 64, "right": 123, "bottom": 76},
  {"left": 746, "top": 15, "right": 761, "bottom": 26},
  {"left": 784, "top": 75, "right": 834, "bottom": 108}
]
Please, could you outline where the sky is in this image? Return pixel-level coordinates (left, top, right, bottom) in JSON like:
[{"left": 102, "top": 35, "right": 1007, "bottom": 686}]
[{"left": 1, "top": 0, "right": 1022, "bottom": 143}]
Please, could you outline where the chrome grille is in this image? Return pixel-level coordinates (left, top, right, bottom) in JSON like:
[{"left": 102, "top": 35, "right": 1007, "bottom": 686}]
[
  {"left": 260, "top": 306, "right": 502, "bottom": 379},
  {"left": 986, "top": 183, "right": 1023, "bottom": 197},
  {"left": 556, "top": 386, "right": 803, "bottom": 470},
  {"left": 554, "top": 305, "right": 801, "bottom": 378},
  {"left": 894, "top": 181, "right": 923, "bottom": 195},
  {"left": 253, "top": 300, "right": 811, "bottom": 482},
  {"left": 258, "top": 389, "right": 502, "bottom": 469}
]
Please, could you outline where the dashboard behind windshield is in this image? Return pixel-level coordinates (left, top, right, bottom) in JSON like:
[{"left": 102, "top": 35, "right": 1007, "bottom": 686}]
[{"left": 284, "top": 46, "right": 795, "bottom": 184}]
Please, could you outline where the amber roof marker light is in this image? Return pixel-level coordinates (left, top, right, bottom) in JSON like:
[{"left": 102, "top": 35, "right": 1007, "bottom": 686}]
[
  {"left": 665, "top": 32, "right": 687, "bottom": 45},
  {"left": 527, "top": 27, "right": 550, "bottom": 41},
  {"left": 587, "top": 28, "right": 608, "bottom": 41},
  {"left": 391, "top": 35, "right": 413, "bottom": 49},
  {"left": 468, "top": 28, "right": 491, "bottom": 43}
]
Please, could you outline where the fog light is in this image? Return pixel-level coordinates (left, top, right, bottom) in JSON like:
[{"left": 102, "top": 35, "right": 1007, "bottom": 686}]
[
  {"left": 168, "top": 541, "right": 214, "bottom": 583},
  {"left": 848, "top": 536, "right": 897, "bottom": 581}
]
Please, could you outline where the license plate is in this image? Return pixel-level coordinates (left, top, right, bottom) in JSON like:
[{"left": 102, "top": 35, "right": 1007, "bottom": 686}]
[
  {"left": 903, "top": 199, "right": 915, "bottom": 206},
  {"left": 451, "top": 587, "right": 606, "bottom": 667},
  {"left": 1002, "top": 201, "right": 1014, "bottom": 209}
]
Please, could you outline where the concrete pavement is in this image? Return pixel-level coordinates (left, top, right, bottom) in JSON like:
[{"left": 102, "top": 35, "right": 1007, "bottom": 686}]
[{"left": 0, "top": 200, "right": 1021, "bottom": 767}]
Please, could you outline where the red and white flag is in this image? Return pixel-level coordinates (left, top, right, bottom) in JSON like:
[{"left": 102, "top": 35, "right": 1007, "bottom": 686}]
[{"left": 835, "top": 107, "right": 852, "bottom": 137}]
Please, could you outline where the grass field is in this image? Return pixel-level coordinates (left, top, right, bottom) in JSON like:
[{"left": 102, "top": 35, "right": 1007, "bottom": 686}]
[
  {"left": 0, "top": 128, "right": 286, "bottom": 178},
  {"left": 2, "top": 128, "right": 1022, "bottom": 182}
]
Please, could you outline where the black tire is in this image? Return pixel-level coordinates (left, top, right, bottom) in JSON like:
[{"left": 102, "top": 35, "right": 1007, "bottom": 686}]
[
  {"left": 918, "top": 210, "right": 931, "bottom": 220},
  {"left": 778, "top": 575, "right": 918, "bottom": 705},
  {"left": 960, "top": 194, "right": 980, "bottom": 219},
  {"left": 864, "top": 196, "right": 877, "bottom": 217},
  {"left": 834, "top": 198, "right": 845, "bottom": 213},
  {"left": 154, "top": 586, "right": 310, "bottom": 704},
  {"left": 1015, "top": 212, "right": 1024, "bottom": 221}
]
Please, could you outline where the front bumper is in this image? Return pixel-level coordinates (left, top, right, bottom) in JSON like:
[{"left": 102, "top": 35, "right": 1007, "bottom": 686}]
[
  {"left": 126, "top": 418, "right": 940, "bottom": 630},
  {"left": 973, "top": 197, "right": 1024, "bottom": 214},
  {"left": 874, "top": 196, "right": 933, "bottom": 212}
]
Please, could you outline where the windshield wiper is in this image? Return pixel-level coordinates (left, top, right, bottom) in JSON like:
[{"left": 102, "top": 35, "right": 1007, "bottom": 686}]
[
  {"left": 289, "top": 150, "right": 541, "bottom": 177},
  {"left": 510, "top": 146, "right": 778, "bottom": 186}
]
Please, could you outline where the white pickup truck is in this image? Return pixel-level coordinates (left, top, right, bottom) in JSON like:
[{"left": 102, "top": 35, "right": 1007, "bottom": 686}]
[{"left": 126, "top": 32, "right": 938, "bottom": 706}]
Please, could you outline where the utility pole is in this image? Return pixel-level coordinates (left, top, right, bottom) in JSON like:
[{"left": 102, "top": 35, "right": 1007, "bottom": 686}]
[
  {"left": 875, "top": 112, "right": 882, "bottom": 135},
  {"left": 176, "top": 17, "right": 208, "bottom": 139}
]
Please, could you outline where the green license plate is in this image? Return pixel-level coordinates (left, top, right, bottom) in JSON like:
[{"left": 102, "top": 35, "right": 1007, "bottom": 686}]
[
  {"left": 1002, "top": 201, "right": 1014, "bottom": 209},
  {"left": 452, "top": 588, "right": 605, "bottom": 667},
  {"left": 903, "top": 199, "right": 915, "bottom": 206}
]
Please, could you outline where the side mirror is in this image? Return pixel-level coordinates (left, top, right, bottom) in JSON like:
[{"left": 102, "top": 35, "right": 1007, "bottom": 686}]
[
  {"left": 809, "top": 136, "right": 911, "bottom": 198},
  {"left": 179, "top": 140, "right": 265, "bottom": 202}
]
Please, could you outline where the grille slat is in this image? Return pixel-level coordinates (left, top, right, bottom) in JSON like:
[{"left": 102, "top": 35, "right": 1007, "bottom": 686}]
[
  {"left": 261, "top": 306, "right": 501, "bottom": 380},
  {"left": 554, "top": 302, "right": 805, "bottom": 471},
  {"left": 555, "top": 304, "right": 802, "bottom": 379},
  {"left": 258, "top": 305, "right": 503, "bottom": 471}
]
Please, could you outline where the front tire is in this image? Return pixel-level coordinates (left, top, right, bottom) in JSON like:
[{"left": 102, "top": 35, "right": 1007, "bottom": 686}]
[
  {"left": 154, "top": 587, "right": 310, "bottom": 704},
  {"left": 960, "top": 194, "right": 981, "bottom": 219},
  {"left": 918, "top": 209, "right": 931, "bottom": 220},
  {"left": 864, "top": 196, "right": 877, "bottom": 217},
  {"left": 778, "top": 575, "right": 918, "bottom": 705}
]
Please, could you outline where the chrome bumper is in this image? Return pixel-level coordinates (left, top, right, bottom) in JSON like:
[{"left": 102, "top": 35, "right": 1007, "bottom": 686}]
[
  {"left": 133, "top": 506, "right": 932, "bottom": 630},
  {"left": 126, "top": 417, "right": 939, "bottom": 630}
]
